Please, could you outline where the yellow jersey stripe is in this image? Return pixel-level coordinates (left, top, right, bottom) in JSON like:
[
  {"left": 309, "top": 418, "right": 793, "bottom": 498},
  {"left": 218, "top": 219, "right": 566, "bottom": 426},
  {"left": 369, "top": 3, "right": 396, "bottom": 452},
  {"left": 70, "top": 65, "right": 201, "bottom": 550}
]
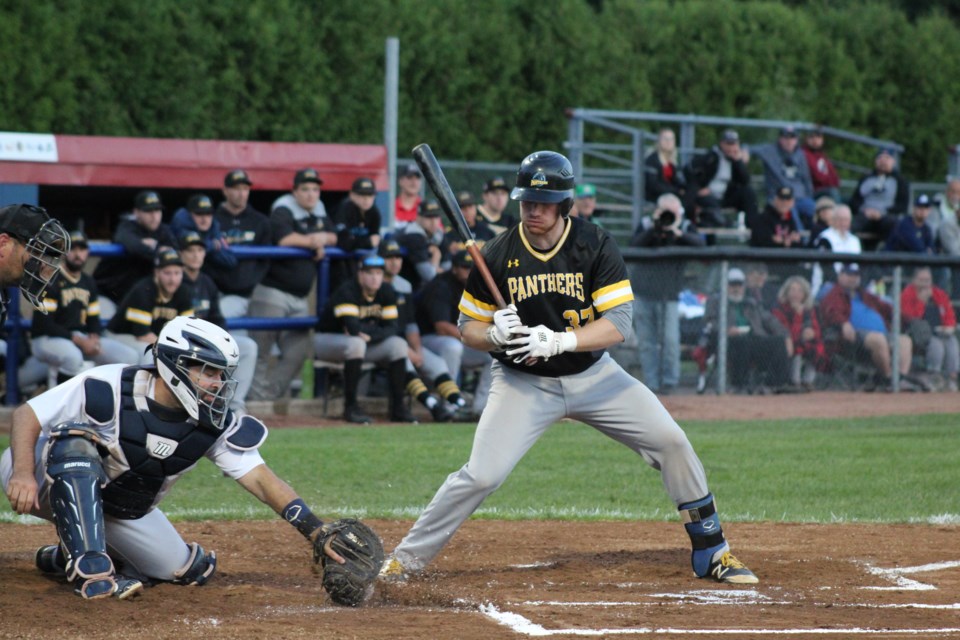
[
  {"left": 459, "top": 292, "right": 495, "bottom": 322},
  {"left": 334, "top": 303, "right": 360, "bottom": 318},
  {"left": 592, "top": 280, "right": 634, "bottom": 312},
  {"left": 42, "top": 298, "right": 57, "bottom": 313},
  {"left": 125, "top": 308, "right": 153, "bottom": 326},
  {"left": 88, "top": 301, "right": 101, "bottom": 317},
  {"left": 179, "top": 308, "right": 195, "bottom": 317},
  {"left": 382, "top": 305, "right": 399, "bottom": 320}
]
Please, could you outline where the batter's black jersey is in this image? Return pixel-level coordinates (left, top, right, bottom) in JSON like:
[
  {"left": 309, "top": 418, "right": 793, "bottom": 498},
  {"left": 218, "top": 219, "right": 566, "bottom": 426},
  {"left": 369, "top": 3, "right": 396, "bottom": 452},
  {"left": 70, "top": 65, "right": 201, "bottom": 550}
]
[
  {"left": 318, "top": 280, "right": 400, "bottom": 345},
  {"left": 459, "top": 217, "right": 633, "bottom": 377},
  {"left": 32, "top": 270, "right": 103, "bottom": 338}
]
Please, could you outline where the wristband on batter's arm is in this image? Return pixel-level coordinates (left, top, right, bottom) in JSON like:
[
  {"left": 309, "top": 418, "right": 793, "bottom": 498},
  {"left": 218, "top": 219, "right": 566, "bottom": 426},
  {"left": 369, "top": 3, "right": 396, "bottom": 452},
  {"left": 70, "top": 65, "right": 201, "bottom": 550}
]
[{"left": 281, "top": 498, "right": 325, "bottom": 540}]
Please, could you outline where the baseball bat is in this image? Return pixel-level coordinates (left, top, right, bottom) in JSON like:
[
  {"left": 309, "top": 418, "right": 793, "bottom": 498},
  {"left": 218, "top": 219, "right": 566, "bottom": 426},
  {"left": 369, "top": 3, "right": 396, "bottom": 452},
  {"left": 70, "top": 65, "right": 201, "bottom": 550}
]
[{"left": 411, "top": 143, "right": 507, "bottom": 310}]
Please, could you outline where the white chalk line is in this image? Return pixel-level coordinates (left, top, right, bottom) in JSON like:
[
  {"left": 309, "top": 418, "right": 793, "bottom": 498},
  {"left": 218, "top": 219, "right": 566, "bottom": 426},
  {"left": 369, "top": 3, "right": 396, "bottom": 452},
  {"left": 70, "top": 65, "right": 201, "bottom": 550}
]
[
  {"left": 860, "top": 559, "right": 960, "bottom": 591},
  {"left": 480, "top": 604, "right": 960, "bottom": 636}
]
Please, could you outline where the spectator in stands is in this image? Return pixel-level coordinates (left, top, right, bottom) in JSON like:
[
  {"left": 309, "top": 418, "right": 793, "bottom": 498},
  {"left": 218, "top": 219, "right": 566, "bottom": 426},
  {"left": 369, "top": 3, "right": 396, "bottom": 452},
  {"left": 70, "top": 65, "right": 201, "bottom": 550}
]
[
  {"left": 416, "top": 250, "right": 491, "bottom": 419},
  {"left": 179, "top": 231, "right": 257, "bottom": 414},
  {"left": 380, "top": 240, "right": 460, "bottom": 421},
  {"left": 743, "top": 262, "right": 778, "bottom": 310},
  {"left": 749, "top": 186, "right": 804, "bottom": 250},
  {"left": 395, "top": 200, "right": 446, "bottom": 292},
  {"left": 885, "top": 193, "right": 934, "bottom": 254},
  {"left": 772, "top": 275, "right": 826, "bottom": 390},
  {"left": 314, "top": 254, "right": 417, "bottom": 424},
  {"left": 208, "top": 169, "right": 272, "bottom": 321},
  {"left": 31, "top": 230, "right": 138, "bottom": 385},
  {"left": 395, "top": 162, "right": 423, "bottom": 228},
  {"left": 752, "top": 126, "right": 815, "bottom": 228},
  {"left": 248, "top": 167, "right": 337, "bottom": 400},
  {"left": 819, "top": 263, "right": 916, "bottom": 392},
  {"left": 171, "top": 194, "right": 236, "bottom": 273},
  {"left": 477, "top": 176, "right": 516, "bottom": 234},
  {"left": 807, "top": 196, "right": 836, "bottom": 244},
  {"left": 900, "top": 266, "right": 958, "bottom": 391},
  {"left": 849, "top": 148, "right": 909, "bottom": 250},
  {"left": 569, "top": 183, "right": 604, "bottom": 226},
  {"left": 629, "top": 193, "right": 705, "bottom": 394},
  {"left": 703, "top": 267, "right": 792, "bottom": 393},
  {"left": 811, "top": 203, "right": 861, "bottom": 299},
  {"left": 801, "top": 126, "right": 841, "bottom": 201},
  {"left": 936, "top": 177, "right": 960, "bottom": 297},
  {"left": 105, "top": 248, "right": 194, "bottom": 365},
  {"left": 93, "top": 190, "right": 178, "bottom": 320},
  {"left": 684, "top": 128, "right": 757, "bottom": 229},
  {"left": 444, "top": 190, "right": 495, "bottom": 256},
  {"left": 644, "top": 127, "right": 687, "bottom": 204}
]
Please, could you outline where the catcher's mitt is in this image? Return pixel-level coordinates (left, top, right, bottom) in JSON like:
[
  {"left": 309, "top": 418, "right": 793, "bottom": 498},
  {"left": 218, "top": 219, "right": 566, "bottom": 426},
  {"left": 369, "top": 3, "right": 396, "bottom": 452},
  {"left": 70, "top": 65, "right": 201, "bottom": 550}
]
[{"left": 313, "top": 518, "right": 385, "bottom": 606}]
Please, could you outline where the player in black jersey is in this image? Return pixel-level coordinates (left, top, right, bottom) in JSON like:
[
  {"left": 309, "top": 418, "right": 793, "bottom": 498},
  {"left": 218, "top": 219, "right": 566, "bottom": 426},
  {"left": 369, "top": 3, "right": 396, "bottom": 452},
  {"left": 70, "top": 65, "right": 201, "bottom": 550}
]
[{"left": 382, "top": 151, "right": 757, "bottom": 586}]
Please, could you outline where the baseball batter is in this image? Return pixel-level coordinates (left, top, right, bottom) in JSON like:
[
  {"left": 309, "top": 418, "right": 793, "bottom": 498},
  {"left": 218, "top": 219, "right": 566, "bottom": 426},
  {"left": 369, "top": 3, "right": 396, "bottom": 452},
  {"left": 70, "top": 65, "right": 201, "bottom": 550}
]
[
  {"left": 2, "top": 317, "right": 347, "bottom": 599},
  {"left": 380, "top": 151, "right": 757, "bottom": 585}
]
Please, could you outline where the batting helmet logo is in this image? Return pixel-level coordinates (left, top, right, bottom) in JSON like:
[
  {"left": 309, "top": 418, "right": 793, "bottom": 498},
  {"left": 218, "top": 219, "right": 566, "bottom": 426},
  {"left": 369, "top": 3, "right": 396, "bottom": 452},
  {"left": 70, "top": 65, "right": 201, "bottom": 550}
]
[{"left": 530, "top": 172, "right": 549, "bottom": 187}]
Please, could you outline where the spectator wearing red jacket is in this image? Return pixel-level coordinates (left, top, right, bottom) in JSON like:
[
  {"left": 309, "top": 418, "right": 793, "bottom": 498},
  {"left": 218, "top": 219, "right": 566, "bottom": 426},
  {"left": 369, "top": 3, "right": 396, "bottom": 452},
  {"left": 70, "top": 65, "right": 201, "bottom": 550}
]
[
  {"left": 901, "top": 266, "right": 958, "bottom": 390},
  {"left": 801, "top": 126, "right": 841, "bottom": 202},
  {"left": 772, "top": 275, "right": 826, "bottom": 390},
  {"left": 818, "top": 263, "right": 914, "bottom": 390}
]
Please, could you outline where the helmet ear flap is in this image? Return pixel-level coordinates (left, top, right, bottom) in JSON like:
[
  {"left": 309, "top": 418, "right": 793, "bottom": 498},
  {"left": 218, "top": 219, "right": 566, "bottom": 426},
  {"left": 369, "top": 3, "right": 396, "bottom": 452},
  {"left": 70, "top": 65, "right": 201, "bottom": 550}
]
[{"left": 560, "top": 198, "right": 574, "bottom": 218}]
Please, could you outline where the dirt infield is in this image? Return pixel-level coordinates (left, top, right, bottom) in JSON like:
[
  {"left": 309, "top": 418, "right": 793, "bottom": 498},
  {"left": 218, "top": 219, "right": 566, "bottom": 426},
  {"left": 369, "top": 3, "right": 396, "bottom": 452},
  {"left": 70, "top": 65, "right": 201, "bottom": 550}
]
[{"left": 1, "top": 392, "right": 958, "bottom": 639}]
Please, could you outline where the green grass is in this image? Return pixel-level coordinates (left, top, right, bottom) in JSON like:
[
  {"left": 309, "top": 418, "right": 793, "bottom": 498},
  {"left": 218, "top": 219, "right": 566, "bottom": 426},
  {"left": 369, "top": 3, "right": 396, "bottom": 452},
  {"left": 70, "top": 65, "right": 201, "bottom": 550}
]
[{"left": 2, "top": 413, "right": 959, "bottom": 525}]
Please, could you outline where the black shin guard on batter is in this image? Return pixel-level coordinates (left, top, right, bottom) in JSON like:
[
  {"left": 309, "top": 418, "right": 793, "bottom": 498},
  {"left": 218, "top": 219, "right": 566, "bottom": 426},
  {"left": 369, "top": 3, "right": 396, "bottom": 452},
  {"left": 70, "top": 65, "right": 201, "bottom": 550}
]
[
  {"left": 343, "top": 359, "right": 364, "bottom": 407},
  {"left": 46, "top": 424, "right": 115, "bottom": 598}
]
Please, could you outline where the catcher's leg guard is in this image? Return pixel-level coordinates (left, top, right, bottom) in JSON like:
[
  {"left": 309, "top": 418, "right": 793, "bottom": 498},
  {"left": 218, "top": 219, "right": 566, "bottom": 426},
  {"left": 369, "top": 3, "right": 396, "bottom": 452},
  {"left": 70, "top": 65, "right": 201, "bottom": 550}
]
[
  {"left": 678, "top": 494, "right": 728, "bottom": 578},
  {"left": 36, "top": 544, "right": 67, "bottom": 574},
  {"left": 45, "top": 422, "right": 116, "bottom": 599},
  {"left": 171, "top": 542, "right": 216, "bottom": 586}
]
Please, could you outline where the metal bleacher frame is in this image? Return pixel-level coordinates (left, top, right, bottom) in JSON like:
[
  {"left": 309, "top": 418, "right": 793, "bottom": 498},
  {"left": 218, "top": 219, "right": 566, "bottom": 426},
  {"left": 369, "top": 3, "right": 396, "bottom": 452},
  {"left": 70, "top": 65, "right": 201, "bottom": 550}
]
[{"left": 2, "top": 243, "right": 369, "bottom": 406}]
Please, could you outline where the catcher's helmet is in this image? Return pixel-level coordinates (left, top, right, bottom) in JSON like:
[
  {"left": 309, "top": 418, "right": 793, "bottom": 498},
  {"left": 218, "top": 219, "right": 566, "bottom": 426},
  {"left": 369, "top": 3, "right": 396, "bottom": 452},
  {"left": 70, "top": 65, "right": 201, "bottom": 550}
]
[
  {"left": 154, "top": 316, "right": 239, "bottom": 430},
  {"left": 510, "top": 151, "right": 576, "bottom": 217}
]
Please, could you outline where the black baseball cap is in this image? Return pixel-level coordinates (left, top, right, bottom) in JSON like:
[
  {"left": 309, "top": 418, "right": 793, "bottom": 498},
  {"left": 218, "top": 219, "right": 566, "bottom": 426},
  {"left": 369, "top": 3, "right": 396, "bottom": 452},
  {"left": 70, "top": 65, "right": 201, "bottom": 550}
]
[
  {"left": 187, "top": 194, "right": 214, "bottom": 214},
  {"left": 293, "top": 168, "right": 323, "bottom": 187},
  {"left": 484, "top": 177, "right": 510, "bottom": 193},
  {"left": 0, "top": 204, "right": 53, "bottom": 242},
  {"left": 720, "top": 128, "right": 740, "bottom": 143},
  {"left": 359, "top": 254, "right": 386, "bottom": 271},
  {"left": 419, "top": 200, "right": 442, "bottom": 218},
  {"left": 351, "top": 177, "right": 376, "bottom": 196},
  {"left": 452, "top": 250, "right": 474, "bottom": 269},
  {"left": 180, "top": 231, "right": 205, "bottom": 248},
  {"left": 841, "top": 262, "right": 861, "bottom": 275},
  {"left": 134, "top": 190, "right": 163, "bottom": 212},
  {"left": 399, "top": 163, "right": 422, "bottom": 178},
  {"left": 915, "top": 194, "right": 932, "bottom": 207},
  {"left": 68, "top": 229, "right": 89, "bottom": 248},
  {"left": 224, "top": 169, "right": 252, "bottom": 187},
  {"left": 154, "top": 247, "right": 183, "bottom": 269},
  {"left": 378, "top": 240, "right": 403, "bottom": 258},
  {"left": 779, "top": 125, "right": 798, "bottom": 138},
  {"left": 456, "top": 190, "right": 476, "bottom": 207},
  {"left": 775, "top": 186, "right": 795, "bottom": 200}
]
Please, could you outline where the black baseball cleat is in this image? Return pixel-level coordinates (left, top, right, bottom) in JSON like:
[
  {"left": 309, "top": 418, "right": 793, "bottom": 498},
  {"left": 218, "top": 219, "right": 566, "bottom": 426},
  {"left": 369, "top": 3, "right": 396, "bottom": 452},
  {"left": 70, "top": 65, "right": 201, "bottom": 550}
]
[
  {"left": 114, "top": 575, "right": 144, "bottom": 600},
  {"left": 343, "top": 404, "right": 373, "bottom": 424},
  {"left": 429, "top": 402, "right": 455, "bottom": 423},
  {"left": 35, "top": 544, "right": 67, "bottom": 574},
  {"left": 390, "top": 408, "right": 419, "bottom": 424}
]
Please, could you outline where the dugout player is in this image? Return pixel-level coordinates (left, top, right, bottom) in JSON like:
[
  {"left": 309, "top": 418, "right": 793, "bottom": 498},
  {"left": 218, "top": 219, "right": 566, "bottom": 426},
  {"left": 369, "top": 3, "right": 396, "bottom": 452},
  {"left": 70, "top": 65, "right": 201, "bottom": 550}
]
[
  {"left": 2, "top": 316, "right": 350, "bottom": 600},
  {"left": 0, "top": 203, "right": 69, "bottom": 323},
  {"left": 380, "top": 151, "right": 757, "bottom": 585}
]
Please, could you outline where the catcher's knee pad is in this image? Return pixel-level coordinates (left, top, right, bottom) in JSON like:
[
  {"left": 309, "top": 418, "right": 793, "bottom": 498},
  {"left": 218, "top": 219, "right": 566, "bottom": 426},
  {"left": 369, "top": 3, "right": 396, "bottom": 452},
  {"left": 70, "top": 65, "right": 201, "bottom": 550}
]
[
  {"left": 45, "top": 423, "right": 110, "bottom": 578},
  {"left": 679, "top": 494, "right": 728, "bottom": 578},
  {"left": 172, "top": 542, "right": 216, "bottom": 586}
]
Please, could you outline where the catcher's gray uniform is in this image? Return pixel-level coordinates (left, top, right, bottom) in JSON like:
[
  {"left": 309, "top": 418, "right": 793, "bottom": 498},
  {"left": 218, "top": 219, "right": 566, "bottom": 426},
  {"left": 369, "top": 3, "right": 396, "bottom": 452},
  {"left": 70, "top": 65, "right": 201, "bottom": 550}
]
[{"left": 0, "top": 364, "right": 266, "bottom": 580}]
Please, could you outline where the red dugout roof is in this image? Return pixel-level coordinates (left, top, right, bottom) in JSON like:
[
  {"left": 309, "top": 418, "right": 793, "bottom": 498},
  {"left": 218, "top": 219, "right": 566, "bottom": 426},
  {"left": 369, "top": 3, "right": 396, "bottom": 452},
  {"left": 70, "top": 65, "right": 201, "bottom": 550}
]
[{"left": 0, "top": 134, "right": 388, "bottom": 191}]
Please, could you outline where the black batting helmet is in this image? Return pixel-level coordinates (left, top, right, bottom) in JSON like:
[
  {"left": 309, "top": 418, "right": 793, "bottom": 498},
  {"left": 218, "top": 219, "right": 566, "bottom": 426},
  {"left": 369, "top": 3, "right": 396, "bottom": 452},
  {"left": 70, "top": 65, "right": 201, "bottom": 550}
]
[{"left": 510, "top": 150, "right": 576, "bottom": 218}]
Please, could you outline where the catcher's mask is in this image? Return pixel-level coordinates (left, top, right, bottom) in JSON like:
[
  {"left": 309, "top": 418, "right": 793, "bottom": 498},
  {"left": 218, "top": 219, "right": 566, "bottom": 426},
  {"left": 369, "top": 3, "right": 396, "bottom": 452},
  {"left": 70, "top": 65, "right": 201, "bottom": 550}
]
[
  {"left": 0, "top": 205, "right": 69, "bottom": 312},
  {"left": 154, "top": 317, "right": 239, "bottom": 430},
  {"left": 510, "top": 150, "right": 576, "bottom": 218}
]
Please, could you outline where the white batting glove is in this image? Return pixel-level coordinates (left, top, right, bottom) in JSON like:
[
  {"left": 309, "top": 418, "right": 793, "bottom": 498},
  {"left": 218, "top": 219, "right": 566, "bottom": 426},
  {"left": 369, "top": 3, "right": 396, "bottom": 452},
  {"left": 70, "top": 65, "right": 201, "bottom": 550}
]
[
  {"left": 506, "top": 325, "right": 578, "bottom": 363},
  {"left": 488, "top": 304, "right": 522, "bottom": 349}
]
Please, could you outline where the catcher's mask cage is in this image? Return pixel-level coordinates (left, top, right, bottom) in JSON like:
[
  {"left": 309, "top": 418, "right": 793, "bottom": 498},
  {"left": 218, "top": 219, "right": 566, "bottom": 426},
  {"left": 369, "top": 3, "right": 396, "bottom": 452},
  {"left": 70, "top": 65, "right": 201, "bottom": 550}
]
[
  {"left": 510, "top": 150, "right": 576, "bottom": 218},
  {"left": 18, "top": 215, "right": 69, "bottom": 312},
  {"left": 154, "top": 317, "right": 239, "bottom": 430}
]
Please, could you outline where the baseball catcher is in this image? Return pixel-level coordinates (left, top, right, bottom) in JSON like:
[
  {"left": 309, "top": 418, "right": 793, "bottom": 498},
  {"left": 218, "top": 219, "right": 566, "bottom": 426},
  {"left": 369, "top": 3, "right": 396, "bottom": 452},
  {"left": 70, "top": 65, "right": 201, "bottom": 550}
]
[{"left": 313, "top": 518, "right": 384, "bottom": 606}]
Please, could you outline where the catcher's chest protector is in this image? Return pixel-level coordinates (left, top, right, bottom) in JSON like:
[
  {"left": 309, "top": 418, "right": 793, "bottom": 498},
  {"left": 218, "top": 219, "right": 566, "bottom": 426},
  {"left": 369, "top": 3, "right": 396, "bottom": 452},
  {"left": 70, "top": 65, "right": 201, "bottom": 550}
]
[{"left": 100, "top": 368, "right": 219, "bottom": 519}]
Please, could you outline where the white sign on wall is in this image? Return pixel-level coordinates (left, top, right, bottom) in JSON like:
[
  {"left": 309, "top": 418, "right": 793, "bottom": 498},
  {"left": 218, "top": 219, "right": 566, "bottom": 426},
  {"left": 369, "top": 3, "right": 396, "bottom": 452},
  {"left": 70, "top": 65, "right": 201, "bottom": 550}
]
[{"left": 0, "top": 132, "right": 58, "bottom": 162}]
